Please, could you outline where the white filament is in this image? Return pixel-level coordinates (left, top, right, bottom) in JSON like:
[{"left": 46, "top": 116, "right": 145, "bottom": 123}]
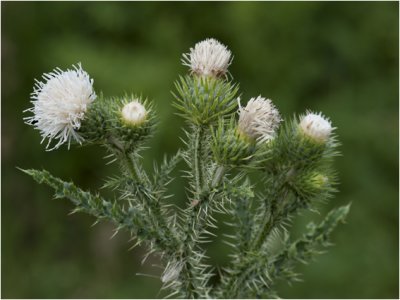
[
  {"left": 25, "top": 63, "right": 96, "bottom": 150},
  {"left": 182, "top": 38, "right": 232, "bottom": 77},
  {"left": 238, "top": 96, "right": 282, "bottom": 143},
  {"left": 299, "top": 111, "right": 333, "bottom": 142}
]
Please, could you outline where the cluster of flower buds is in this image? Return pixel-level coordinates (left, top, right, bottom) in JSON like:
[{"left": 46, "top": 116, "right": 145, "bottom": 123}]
[
  {"left": 25, "top": 38, "right": 336, "bottom": 168},
  {"left": 25, "top": 64, "right": 153, "bottom": 153},
  {"left": 180, "top": 38, "right": 335, "bottom": 169}
]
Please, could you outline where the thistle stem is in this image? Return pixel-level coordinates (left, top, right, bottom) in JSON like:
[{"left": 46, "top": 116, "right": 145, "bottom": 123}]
[
  {"left": 124, "top": 152, "right": 142, "bottom": 182},
  {"left": 193, "top": 125, "right": 204, "bottom": 197},
  {"left": 177, "top": 126, "right": 228, "bottom": 298},
  {"left": 217, "top": 183, "right": 289, "bottom": 298},
  {"left": 212, "top": 165, "right": 226, "bottom": 188},
  {"left": 251, "top": 187, "right": 289, "bottom": 250},
  {"left": 252, "top": 213, "right": 274, "bottom": 250}
]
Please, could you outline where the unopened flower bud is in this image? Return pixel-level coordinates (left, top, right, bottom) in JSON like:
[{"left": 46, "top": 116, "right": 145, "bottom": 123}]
[
  {"left": 112, "top": 97, "right": 154, "bottom": 153},
  {"left": 121, "top": 100, "right": 147, "bottom": 126},
  {"left": 211, "top": 118, "right": 255, "bottom": 167},
  {"left": 182, "top": 38, "right": 232, "bottom": 77},
  {"left": 309, "top": 173, "right": 329, "bottom": 190},
  {"left": 291, "top": 171, "right": 334, "bottom": 200},
  {"left": 299, "top": 111, "right": 333, "bottom": 143},
  {"left": 238, "top": 96, "right": 282, "bottom": 143}
]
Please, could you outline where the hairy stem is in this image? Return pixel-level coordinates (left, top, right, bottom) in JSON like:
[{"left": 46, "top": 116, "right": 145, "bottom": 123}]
[
  {"left": 107, "top": 136, "right": 181, "bottom": 256},
  {"left": 193, "top": 126, "right": 204, "bottom": 198},
  {"left": 217, "top": 181, "right": 290, "bottom": 298},
  {"left": 211, "top": 165, "right": 225, "bottom": 188},
  {"left": 251, "top": 187, "right": 289, "bottom": 250},
  {"left": 177, "top": 126, "right": 227, "bottom": 298},
  {"left": 252, "top": 214, "right": 274, "bottom": 250},
  {"left": 123, "top": 152, "right": 142, "bottom": 181}
]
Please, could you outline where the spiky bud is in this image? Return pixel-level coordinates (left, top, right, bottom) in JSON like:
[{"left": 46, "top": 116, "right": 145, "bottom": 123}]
[
  {"left": 290, "top": 170, "right": 336, "bottom": 201},
  {"left": 211, "top": 118, "right": 256, "bottom": 167},
  {"left": 78, "top": 94, "right": 110, "bottom": 143},
  {"left": 173, "top": 75, "right": 239, "bottom": 125},
  {"left": 111, "top": 96, "right": 155, "bottom": 153}
]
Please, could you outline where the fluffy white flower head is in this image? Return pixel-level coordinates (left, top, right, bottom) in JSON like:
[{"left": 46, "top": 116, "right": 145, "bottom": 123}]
[
  {"left": 182, "top": 38, "right": 232, "bottom": 77},
  {"left": 121, "top": 100, "right": 147, "bottom": 126},
  {"left": 25, "top": 63, "right": 96, "bottom": 150},
  {"left": 299, "top": 111, "right": 333, "bottom": 142},
  {"left": 238, "top": 96, "right": 282, "bottom": 143}
]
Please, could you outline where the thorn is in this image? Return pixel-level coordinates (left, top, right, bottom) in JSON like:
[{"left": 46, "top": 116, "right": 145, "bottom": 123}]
[
  {"left": 135, "top": 273, "right": 159, "bottom": 279},
  {"left": 110, "top": 229, "right": 119, "bottom": 239},
  {"left": 91, "top": 220, "right": 100, "bottom": 227}
]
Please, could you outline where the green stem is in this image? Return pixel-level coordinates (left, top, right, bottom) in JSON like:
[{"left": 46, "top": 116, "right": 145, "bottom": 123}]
[
  {"left": 193, "top": 125, "right": 204, "bottom": 197},
  {"left": 250, "top": 183, "right": 289, "bottom": 251},
  {"left": 212, "top": 165, "right": 226, "bottom": 188},
  {"left": 124, "top": 152, "right": 142, "bottom": 182},
  {"left": 217, "top": 182, "right": 290, "bottom": 298},
  {"left": 253, "top": 213, "right": 274, "bottom": 250},
  {"left": 108, "top": 136, "right": 179, "bottom": 254},
  {"left": 177, "top": 127, "right": 228, "bottom": 298}
]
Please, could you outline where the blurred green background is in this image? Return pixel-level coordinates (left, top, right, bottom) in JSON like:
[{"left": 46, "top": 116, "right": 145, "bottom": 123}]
[{"left": 2, "top": 2, "right": 398, "bottom": 298}]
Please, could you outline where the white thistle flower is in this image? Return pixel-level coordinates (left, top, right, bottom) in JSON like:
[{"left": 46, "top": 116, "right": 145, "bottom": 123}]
[
  {"left": 182, "top": 38, "right": 232, "bottom": 77},
  {"left": 238, "top": 96, "right": 282, "bottom": 143},
  {"left": 121, "top": 100, "right": 147, "bottom": 126},
  {"left": 25, "top": 63, "right": 96, "bottom": 150},
  {"left": 299, "top": 111, "right": 333, "bottom": 142}
]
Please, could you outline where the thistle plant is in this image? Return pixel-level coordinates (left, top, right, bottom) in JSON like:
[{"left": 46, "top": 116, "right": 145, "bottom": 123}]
[{"left": 21, "top": 38, "right": 350, "bottom": 299}]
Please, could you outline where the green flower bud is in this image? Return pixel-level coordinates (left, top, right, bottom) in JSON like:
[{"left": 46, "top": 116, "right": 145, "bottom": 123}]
[
  {"left": 290, "top": 170, "right": 335, "bottom": 200},
  {"left": 173, "top": 75, "right": 239, "bottom": 125},
  {"left": 211, "top": 118, "right": 255, "bottom": 167},
  {"left": 268, "top": 113, "right": 337, "bottom": 171},
  {"left": 79, "top": 94, "right": 111, "bottom": 143}
]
